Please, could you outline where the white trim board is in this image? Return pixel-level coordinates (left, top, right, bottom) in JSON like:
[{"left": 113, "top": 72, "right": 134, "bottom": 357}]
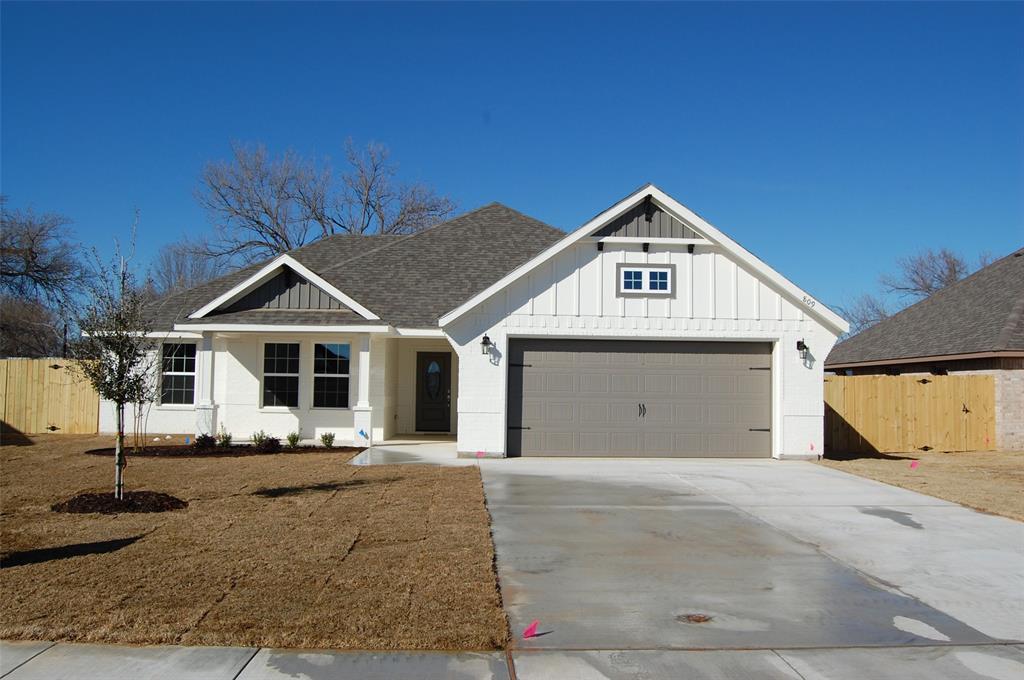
[
  {"left": 438, "top": 184, "right": 849, "bottom": 335},
  {"left": 173, "top": 323, "right": 391, "bottom": 334},
  {"left": 188, "top": 254, "right": 381, "bottom": 321}
]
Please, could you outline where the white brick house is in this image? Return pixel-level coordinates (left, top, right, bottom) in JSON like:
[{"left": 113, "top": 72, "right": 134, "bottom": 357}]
[{"left": 103, "top": 185, "right": 849, "bottom": 459}]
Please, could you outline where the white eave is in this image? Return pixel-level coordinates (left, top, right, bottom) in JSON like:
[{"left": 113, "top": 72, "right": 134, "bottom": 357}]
[
  {"left": 188, "top": 254, "right": 380, "bottom": 321},
  {"left": 173, "top": 323, "right": 391, "bottom": 334},
  {"left": 438, "top": 184, "right": 850, "bottom": 335}
]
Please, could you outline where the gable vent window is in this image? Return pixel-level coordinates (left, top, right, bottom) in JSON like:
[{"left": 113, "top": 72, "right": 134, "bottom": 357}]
[
  {"left": 617, "top": 264, "right": 675, "bottom": 297},
  {"left": 160, "top": 343, "right": 196, "bottom": 405},
  {"left": 263, "top": 343, "right": 300, "bottom": 407},
  {"left": 313, "top": 343, "right": 350, "bottom": 408}
]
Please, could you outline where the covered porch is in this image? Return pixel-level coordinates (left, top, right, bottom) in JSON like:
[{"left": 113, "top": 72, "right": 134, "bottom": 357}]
[{"left": 148, "top": 329, "right": 460, "bottom": 447}]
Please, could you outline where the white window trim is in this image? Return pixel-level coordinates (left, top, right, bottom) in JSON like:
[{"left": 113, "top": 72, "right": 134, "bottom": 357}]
[
  {"left": 159, "top": 342, "right": 197, "bottom": 406},
  {"left": 616, "top": 264, "right": 675, "bottom": 297},
  {"left": 311, "top": 342, "right": 352, "bottom": 410},
  {"left": 261, "top": 342, "right": 301, "bottom": 409}
]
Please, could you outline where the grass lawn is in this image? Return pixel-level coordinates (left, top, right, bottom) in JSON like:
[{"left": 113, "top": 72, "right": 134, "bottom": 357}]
[
  {"left": 819, "top": 449, "right": 1024, "bottom": 522},
  {"left": 0, "top": 434, "right": 508, "bottom": 650}
]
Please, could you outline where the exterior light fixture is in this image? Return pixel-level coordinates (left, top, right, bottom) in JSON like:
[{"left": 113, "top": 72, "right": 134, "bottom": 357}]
[
  {"left": 796, "top": 339, "right": 809, "bottom": 359},
  {"left": 481, "top": 334, "right": 492, "bottom": 355}
]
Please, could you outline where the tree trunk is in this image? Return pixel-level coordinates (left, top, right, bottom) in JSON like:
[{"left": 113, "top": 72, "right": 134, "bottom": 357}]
[{"left": 115, "top": 402, "right": 125, "bottom": 500}]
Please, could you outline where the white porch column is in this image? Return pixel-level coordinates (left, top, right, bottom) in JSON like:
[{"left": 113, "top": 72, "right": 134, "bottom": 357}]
[
  {"left": 352, "top": 334, "right": 372, "bottom": 447},
  {"left": 194, "top": 333, "right": 217, "bottom": 436}
]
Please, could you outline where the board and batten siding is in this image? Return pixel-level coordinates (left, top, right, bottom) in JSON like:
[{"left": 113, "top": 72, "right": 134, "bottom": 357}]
[
  {"left": 226, "top": 268, "right": 345, "bottom": 312},
  {"left": 591, "top": 203, "right": 703, "bottom": 239},
  {"left": 444, "top": 240, "right": 838, "bottom": 459}
]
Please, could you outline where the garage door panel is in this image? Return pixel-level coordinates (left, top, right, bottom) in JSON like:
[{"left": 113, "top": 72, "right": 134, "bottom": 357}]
[
  {"left": 507, "top": 339, "right": 771, "bottom": 458},
  {"left": 643, "top": 373, "right": 674, "bottom": 394},
  {"left": 609, "top": 374, "right": 641, "bottom": 393},
  {"left": 609, "top": 431, "right": 641, "bottom": 452},
  {"left": 579, "top": 373, "right": 609, "bottom": 393}
]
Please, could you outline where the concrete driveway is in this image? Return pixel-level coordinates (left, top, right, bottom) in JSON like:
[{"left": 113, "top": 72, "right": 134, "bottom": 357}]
[{"left": 478, "top": 456, "right": 1024, "bottom": 678}]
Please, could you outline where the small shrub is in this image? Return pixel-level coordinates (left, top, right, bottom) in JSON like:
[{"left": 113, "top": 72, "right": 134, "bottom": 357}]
[
  {"left": 217, "top": 428, "right": 233, "bottom": 448},
  {"left": 251, "top": 429, "right": 268, "bottom": 447},
  {"left": 257, "top": 436, "right": 281, "bottom": 453},
  {"left": 192, "top": 433, "right": 216, "bottom": 450},
  {"left": 320, "top": 432, "right": 335, "bottom": 448},
  {"left": 286, "top": 431, "right": 301, "bottom": 448}
]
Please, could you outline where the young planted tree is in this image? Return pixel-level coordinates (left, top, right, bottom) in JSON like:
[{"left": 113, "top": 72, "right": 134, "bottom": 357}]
[{"left": 72, "top": 245, "right": 158, "bottom": 499}]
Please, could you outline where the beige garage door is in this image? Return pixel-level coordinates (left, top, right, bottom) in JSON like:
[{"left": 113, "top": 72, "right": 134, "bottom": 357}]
[{"left": 507, "top": 339, "right": 772, "bottom": 457}]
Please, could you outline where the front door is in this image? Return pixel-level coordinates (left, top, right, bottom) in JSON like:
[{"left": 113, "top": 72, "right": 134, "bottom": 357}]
[{"left": 415, "top": 352, "right": 451, "bottom": 432}]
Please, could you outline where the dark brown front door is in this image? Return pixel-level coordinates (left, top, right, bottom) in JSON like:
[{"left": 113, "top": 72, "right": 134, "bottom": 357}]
[{"left": 416, "top": 352, "right": 451, "bottom": 432}]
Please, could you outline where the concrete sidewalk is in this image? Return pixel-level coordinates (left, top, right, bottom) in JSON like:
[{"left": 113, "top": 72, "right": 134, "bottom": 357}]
[{"left": 3, "top": 641, "right": 1024, "bottom": 679}]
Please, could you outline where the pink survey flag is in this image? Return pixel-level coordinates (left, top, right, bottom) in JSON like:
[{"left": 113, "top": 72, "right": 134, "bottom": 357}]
[
  {"left": 910, "top": 460, "right": 919, "bottom": 469},
  {"left": 522, "top": 619, "right": 539, "bottom": 639}
]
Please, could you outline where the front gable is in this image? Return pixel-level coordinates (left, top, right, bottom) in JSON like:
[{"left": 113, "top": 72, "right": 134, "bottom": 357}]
[
  {"left": 188, "top": 254, "right": 380, "bottom": 321},
  {"left": 439, "top": 185, "right": 848, "bottom": 336},
  {"left": 224, "top": 267, "right": 345, "bottom": 312},
  {"left": 591, "top": 198, "right": 703, "bottom": 240}
]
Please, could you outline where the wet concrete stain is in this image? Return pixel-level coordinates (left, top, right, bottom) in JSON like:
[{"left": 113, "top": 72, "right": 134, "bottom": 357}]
[{"left": 860, "top": 506, "right": 924, "bottom": 529}]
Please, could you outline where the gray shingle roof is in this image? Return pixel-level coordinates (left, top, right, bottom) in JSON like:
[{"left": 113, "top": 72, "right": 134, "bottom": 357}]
[
  {"left": 148, "top": 203, "right": 566, "bottom": 331},
  {"left": 826, "top": 248, "right": 1024, "bottom": 367}
]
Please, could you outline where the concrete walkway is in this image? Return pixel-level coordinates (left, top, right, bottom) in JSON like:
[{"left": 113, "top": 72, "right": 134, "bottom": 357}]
[
  {"left": 4, "top": 641, "right": 1024, "bottom": 679},
  {"left": 4, "top": 443, "right": 1023, "bottom": 679}
]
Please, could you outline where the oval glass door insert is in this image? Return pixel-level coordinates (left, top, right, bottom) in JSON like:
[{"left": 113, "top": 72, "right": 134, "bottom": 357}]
[{"left": 425, "top": 360, "right": 442, "bottom": 399}]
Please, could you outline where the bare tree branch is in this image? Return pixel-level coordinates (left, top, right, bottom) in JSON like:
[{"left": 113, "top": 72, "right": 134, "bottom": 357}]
[
  {"left": 149, "top": 241, "right": 226, "bottom": 296},
  {"left": 195, "top": 140, "right": 455, "bottom": 264},
  {"left": 837, "top": 293, "right": 891, "bottom": 335},
  {"left": 0, "top": 197, "right": 90, "bottom": 305},
  {"left": 880, "top": 248, "right": 970, "bottom": 300}
]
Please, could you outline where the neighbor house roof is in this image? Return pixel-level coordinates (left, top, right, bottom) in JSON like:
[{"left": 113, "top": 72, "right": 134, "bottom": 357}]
[
  {"left": 826, "top": 247, "right": 1024, "bottom": 368},
  {"left": 147, "top": 203, "right": 566, "bottom": 332}
]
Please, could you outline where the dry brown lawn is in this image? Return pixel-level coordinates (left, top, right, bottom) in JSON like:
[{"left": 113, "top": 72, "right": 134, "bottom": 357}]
[
  {"left": 819, "top": 449, "right": 1024, "bottom": 522},
  {"left": 0, "top": 434, "right": 508, "bottom": 650}
]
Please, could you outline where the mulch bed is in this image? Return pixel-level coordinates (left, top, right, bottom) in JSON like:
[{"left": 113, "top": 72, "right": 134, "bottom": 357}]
[
  {"left": 85, "top": 445, "right": 362, "bottom": 458},
  {"left": 52, "top": 491, "right": 188, "bottom": 514}
]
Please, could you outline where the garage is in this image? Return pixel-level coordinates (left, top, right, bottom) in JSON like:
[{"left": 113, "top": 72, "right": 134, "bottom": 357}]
[{"left": 507, "top": 339, "right": 772, "bottom": 457}]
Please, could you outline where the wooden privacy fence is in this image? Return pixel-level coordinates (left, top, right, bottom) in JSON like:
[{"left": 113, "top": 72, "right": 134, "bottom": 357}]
[
  {"left": 0, "top": 358, "right": 100, "bottom": 435},
  {"left": 824, "top": 374, "right": 995, "bottom": 454}
]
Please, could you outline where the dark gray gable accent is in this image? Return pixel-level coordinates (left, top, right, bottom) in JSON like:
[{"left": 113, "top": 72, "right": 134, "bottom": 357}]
[
  {"left": 224, "top": 267, "right": 345, "bottom": 312},
  {"left": 592, "top": 200, "right": 702, "bottom": 239}
]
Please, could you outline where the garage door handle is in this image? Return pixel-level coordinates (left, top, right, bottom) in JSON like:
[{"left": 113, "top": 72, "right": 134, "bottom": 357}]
[
  {"left": 748, "top": 428, "right": 770, "bottom": 432},
  {"left": 638, "top": 403, "right": 647, "bottom": 418},
  {"left": 508, "top": 426, "right": 531, "bottom": 430}
]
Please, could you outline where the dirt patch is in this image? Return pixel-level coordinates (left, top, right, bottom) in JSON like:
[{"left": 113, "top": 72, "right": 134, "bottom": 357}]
[
  {"left": 0, "top": 434, "right": 508, "bottom": 650},
  {"left": 52, "top": 491, "right": 188, "bottom": 514},
  {"left": 85, "top": 445, "right": 360, "bottom": 458},
  {"left": 819, "top": 450, "right": 1024, "bottom": 522}
]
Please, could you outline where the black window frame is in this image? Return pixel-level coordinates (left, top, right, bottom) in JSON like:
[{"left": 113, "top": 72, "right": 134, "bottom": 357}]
[
  {"left": 262, "top": 342, "right": 300, "bottom": 408},
  {"left": 313, "top": 342, "right": 350, "bottom": 409},
  {"left": 160, "top": 343, "right": 196, "bottom": 405}
]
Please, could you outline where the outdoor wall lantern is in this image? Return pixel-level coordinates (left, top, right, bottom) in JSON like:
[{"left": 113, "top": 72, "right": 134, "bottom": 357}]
[
  {"left": 796, "top": 339, "right": 809, "bottom": 359},
  {"left": 480, "top": 334, "right": 492, "bottom": 355}
]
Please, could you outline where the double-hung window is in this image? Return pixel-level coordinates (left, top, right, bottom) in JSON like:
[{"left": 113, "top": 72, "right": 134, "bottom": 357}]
[
  {"left": 313, "top": 343, "right": 350, "bottom": 408},
  {"left": 263, "top": 343, "right": 300, "bottom": 407},
  {"left": 160, "top": 343, "right": 196, "bottom": 405}
]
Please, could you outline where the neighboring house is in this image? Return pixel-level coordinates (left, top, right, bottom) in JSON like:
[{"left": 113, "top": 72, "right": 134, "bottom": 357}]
[
  {"left": 825, "top": 248, "right": 1024, "bottom": 450},
  {"left": 104, "top": 185, "right": 848, "bottom": 459}
]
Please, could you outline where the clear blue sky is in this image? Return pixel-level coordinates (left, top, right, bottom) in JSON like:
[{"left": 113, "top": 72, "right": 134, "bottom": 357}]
[{"left": 3, "top": 2, "right": 1022, "bottom": 311}]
